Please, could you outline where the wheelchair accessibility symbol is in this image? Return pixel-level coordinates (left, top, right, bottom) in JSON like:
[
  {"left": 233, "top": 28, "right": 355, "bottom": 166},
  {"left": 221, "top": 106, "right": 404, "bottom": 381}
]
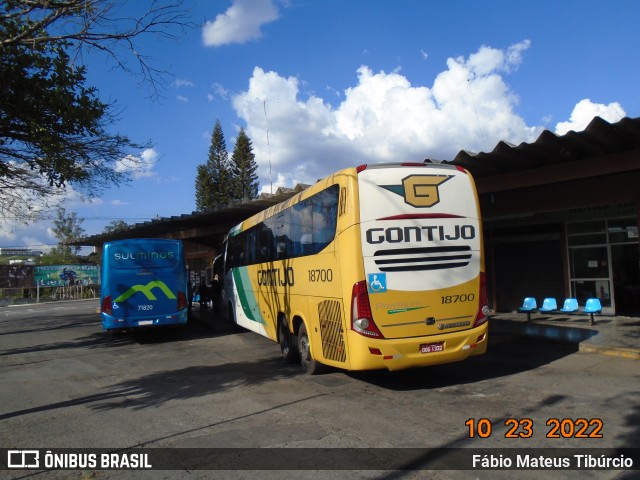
[{"left": 368, "top": 273, "right": 387, "bottom": 294}]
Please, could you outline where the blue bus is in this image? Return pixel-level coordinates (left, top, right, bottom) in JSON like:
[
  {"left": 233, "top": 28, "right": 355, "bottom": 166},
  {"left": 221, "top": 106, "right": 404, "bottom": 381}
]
[{"left": 100, "top": 238, "right": 189, "bottom": 331}]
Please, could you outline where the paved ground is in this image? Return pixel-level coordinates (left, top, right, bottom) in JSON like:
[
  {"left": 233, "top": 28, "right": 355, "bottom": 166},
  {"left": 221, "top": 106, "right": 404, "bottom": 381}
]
[{"left": 0, "top": 301, "right": 638, "bottom": 479}]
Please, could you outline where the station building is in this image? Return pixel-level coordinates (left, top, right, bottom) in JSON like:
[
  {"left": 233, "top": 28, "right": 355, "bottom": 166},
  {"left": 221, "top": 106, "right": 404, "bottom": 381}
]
[{"left": 80, "top": 116, "right": 640, "bottom": 316}]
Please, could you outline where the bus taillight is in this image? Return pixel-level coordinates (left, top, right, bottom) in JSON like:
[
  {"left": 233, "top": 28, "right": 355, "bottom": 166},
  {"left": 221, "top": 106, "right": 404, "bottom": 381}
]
[
  {"left": 473, "top": 272, "right": 489, "bottom": 328},
  {"left": 101, "top": 296, "right": 112, "bottom": 315},
  {"left": 351, "top": 281, "right": 384, "bottom": 339},
  {"left": 177, "top": 291, "right": 187, "bottom": 311}
]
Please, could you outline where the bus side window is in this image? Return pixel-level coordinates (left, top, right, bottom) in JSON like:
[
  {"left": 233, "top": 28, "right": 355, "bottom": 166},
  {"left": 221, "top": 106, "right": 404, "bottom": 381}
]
[
  {"left": 300, "top": 233, "right": 313, "bottom": 255},
  {"left": 257, "top": 222, "right": 274, "bottom": 263},
  {"left": 276, "top": 239, "right": 287, "bottom": 260},
  {"left": 312, "top": 185, "right": 339, "bottom": 252}
]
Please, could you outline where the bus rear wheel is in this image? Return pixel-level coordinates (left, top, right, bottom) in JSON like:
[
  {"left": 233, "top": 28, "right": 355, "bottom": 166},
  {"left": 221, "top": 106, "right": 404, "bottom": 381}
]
[
  {"left": 278, "top": 317, "right": 299, "bottom": 364},
  {"left": 298, "top": 322, "right": 325, "bottom": 375}
]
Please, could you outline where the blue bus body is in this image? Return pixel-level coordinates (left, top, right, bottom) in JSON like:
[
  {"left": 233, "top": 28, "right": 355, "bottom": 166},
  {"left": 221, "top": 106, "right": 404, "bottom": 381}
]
[{"left": 100, "top": 239, "right": 188, "bottom": 331}]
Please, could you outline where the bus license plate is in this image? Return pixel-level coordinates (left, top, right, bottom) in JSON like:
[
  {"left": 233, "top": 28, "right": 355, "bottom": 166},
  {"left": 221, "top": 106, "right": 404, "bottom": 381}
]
[
  {"left": 138, "top": 320, "right": 153, "bottom": 326},
  {"left": 420, "top": 342, "right": 444, "bottom": 354}
]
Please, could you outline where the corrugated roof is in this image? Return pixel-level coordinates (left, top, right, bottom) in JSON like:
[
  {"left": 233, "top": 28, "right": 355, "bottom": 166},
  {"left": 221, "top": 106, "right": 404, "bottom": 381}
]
[
  {"left": 449, "top": 116, "right": 640, "bottom": 177},
  {"left": 78, "top": 184, "right": 310, "bottom": 246}
]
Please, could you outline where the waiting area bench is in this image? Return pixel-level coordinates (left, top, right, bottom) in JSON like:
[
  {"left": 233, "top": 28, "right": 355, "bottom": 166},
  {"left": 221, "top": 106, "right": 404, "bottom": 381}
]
[{"left": 518, "top": 297, "right": 602, "bottom": 325}]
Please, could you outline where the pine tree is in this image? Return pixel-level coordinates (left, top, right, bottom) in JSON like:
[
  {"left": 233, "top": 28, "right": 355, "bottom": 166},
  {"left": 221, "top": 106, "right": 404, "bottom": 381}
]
[
  {"left": 195, "top": 165, "right": 214, "bottom": 211},
  {"left": 230, "top": 128, "right": 259, "bottom": 202},
  {"left": 195, "top": 120, "right": 232, "bottom": 211}
]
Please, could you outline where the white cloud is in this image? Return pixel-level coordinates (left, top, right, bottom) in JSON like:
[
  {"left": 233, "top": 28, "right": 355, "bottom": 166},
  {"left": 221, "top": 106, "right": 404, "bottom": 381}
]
[
  {"left": 0, "top": 224, "right": 16, "bottom": 241},
  {"left": 0, "top": 222, "right": 56, "bottom": 253},
  {"left": 211, "top": 82, "right": 230, "bottom": 100},
  {"left": 555, "top": 99, "right": 626, "bottom": 135},
  {"left": 202, "top": 0, "right": 280, "bottom": 47},
  {"left": 230, "top": 41, "right": 626, "bottom": 195},
  {"left": 114, "top": 148, "right": 159, "bottom": 179},
  {"left": 173, "top": 79, "right": 194, "bottom": 88},
  {"left": 232, "top": 41, "right": 543, "bottom": 189},
  {"left": 21, "top": 236, "right": 53, "bottom": 253}
]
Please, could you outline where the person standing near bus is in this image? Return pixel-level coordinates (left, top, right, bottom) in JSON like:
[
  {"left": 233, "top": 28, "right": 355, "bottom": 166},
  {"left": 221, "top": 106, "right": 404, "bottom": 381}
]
[{"left": 198, "top": 280, "right": 209, "bottom": 309}]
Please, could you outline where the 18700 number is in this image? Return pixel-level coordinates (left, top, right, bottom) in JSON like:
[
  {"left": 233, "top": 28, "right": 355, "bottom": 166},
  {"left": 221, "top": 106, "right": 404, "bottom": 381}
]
[
  {"left": 441, "top": 293, "right": 475, "bottom": 304},
  {"left": 308, "top": 269, "right": 333, "bottom": 282}
]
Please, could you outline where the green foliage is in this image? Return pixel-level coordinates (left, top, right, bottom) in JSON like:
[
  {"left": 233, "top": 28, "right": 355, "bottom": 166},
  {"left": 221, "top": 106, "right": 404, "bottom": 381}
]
[
  {"left": 230, "top": 128, "right": 259, "bottom": 201},
  {"left": 195, "top": 122, "right": 260, "bottom": 210},
  {"left": 49, "top": 208, "right": 85, "bottom": 257},
  {"left": 37, "top": 252, "right": 94, "bottom": 266},
  {"left": 195, "top": 164, "right": 215, "bottom": 211},
  {"left": 195, "top": 120, "right": 234, "bottom": 211},
  {"left": 0, "top": 0, "right": 190, "bottom": 223},
  {"left": 102, "top": 220, "right": 130, "bottom": 235}
]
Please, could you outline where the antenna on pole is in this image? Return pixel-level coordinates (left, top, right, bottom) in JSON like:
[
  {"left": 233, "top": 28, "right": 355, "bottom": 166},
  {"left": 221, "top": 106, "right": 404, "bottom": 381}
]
[
  {"left": 467, "top": 78, "right": 489, "bottom": 152},
  {"left": 263, "top": 100, "right": 273, "bottom": 194}
]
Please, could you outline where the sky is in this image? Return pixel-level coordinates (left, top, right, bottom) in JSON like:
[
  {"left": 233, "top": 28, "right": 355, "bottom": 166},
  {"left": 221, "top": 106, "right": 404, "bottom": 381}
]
[{"left": 2, "top": 0, "right": 639, "bottom": 253}]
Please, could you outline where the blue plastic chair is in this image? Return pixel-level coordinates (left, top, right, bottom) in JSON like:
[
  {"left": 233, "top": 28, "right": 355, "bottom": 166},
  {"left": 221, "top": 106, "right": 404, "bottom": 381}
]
[
  {"left": 559, "top": 298, "right": 579, "bottom": 314},
  {"left": 539, "top": 298, "right": 558, "bottom": 313},
  {"left": 518, "top": 297, "right": 537, "bottom": 322},
  {"left": 583, "top": 298, "right": 602, "bottom": 325}
]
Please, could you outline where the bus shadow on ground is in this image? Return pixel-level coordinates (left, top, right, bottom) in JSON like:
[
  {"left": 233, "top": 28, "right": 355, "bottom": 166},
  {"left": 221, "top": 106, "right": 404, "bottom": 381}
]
[
  {"left": 0, "top": 319, "right": 231, "bottom": 357},
  {"left": 0, "top": 357, "right": 303, "bottom": 421},
  {"left": 0, "top": 329, "right": 137, "bottom": 358},
  {"left": 130, "top": 319, "right": 239, "bottom": 344},
  {"left": 90, "top": 359, "right": 303, "bottom": 412},
  {"left": 346, "top": 336, "right": 579, "bottom": 391}
]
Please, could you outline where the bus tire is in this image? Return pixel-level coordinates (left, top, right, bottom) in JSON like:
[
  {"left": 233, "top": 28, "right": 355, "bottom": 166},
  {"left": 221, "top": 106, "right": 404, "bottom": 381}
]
[
  {"left": 225, "top": 302, "right": 234, "bottom": 323},
  {"left": 278, "top": 316, "right": 299, "bottom": 364},
  {"left": 298, "top": 322, "right": 325, "bottom": 375}
]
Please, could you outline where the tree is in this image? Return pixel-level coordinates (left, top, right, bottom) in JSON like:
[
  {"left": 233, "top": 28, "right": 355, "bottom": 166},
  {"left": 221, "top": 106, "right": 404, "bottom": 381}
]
[
  {"left": 102, "top": 219, "right": 129, "bottom": 234},
  {"left": 195, "top": 164, "right": 214, "bottom": 212},
  {"left": 230, "top": 128, "right": 259, "bottom": 202},
  {"left": 195, "top": 120, "right": 233, "bottom": 211},
  {"left": 50, "top": 207, "right": 85, "bottom": 257},
  {"left": 0, "top": 1, "right": 192, "bottom": 224},
  {"left": 0, "top": 1, "right": 191, "bottom": 93}
]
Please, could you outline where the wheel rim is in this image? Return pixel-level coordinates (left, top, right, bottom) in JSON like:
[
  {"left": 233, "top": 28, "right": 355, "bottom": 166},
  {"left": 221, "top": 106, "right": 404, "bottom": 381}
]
[{"left": 299, "top": 334, "right": 310, "bottom": 366}]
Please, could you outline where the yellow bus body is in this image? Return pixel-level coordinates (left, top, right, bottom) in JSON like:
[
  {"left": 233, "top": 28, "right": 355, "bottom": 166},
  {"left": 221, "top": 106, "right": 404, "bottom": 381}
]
[{"left": 223, "top": 163, "right": 488, "bottom": 372}]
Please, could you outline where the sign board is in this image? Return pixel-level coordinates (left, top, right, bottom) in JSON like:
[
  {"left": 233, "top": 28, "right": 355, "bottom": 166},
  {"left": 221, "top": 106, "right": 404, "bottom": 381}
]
[{"left": 34, "top": 265, "right": 100, "bottom": 287}]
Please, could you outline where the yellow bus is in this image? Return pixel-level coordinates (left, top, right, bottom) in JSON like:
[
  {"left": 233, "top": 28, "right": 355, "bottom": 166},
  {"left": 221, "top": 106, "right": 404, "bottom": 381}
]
[{"left": 221, "top": 162, "right": 489, "bottom": 373}]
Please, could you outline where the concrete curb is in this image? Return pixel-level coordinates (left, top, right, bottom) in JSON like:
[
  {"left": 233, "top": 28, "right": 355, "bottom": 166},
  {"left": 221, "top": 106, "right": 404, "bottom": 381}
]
[{"left": 578, "top": 343, "right": 640, "bottom": 360}]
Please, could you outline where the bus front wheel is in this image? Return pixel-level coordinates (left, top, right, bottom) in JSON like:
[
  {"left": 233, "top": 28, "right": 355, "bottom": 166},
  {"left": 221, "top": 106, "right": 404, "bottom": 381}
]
[{"left": 298, "top": 322, "right": 325, "bottom": 375}]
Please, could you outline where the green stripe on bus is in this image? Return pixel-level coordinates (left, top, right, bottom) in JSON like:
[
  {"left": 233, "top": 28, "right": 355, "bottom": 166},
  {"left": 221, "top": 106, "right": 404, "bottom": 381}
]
[{"left": 232, "top": 267, "right": 264, "bottom": 324}]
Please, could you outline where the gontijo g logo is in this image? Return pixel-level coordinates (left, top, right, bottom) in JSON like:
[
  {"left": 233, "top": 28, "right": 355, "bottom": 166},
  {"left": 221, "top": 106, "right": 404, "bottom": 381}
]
[{"left": 381, "top": 174, "right": 452, "bottom": 208}]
